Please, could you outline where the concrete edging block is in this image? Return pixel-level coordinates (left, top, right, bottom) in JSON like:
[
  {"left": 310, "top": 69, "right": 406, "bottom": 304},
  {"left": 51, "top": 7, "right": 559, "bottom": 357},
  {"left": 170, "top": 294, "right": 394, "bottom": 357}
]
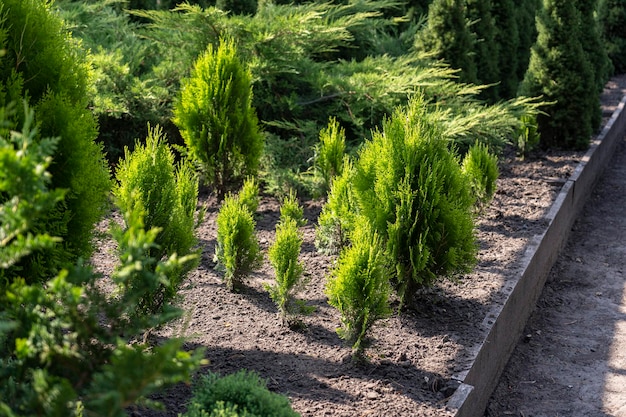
[{"left": 448, "top": 95, "right": 626, "bottom": 417}]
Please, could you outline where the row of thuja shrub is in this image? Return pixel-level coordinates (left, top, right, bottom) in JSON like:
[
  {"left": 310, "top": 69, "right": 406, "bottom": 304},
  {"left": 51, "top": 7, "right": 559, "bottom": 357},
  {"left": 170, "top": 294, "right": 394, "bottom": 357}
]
[
  {"left": 212, "top": 96, "right": 499, "bottom": 359},
  {"left": 321, "top": 97, "right": 498, "bottom": 357}
]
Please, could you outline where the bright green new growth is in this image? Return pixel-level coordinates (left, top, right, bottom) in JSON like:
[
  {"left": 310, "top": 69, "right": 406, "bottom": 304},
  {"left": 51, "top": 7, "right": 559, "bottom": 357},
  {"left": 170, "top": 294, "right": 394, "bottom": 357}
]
[
  {"left": 315, "top": 117, "right": 346, "bottom": 193},
  {"left": 352, "top": 95, "right": 477, "bottom": 304},
  {"left": 183, "top": 370, "right": 300, "bottom": 417},
  {"left": 279, "top": 190, "right": 306, "bottom": 227},
  {"left": 325, "top": 226, "right": 391, "bottom": 357},
  {"left": 461, "top": 142, "right": 499, "bottom": 209},
  {"left": 267, "top": 218, "right": 306, "bottom": 323},
  {"left": 237, "top": 176, "right": 260, "bottom": 215},
  {"left": 315, "top": 160, "right": 356, "bottom": 255},
  {"left": 173, "top": 37, "right": 263, "bottom": 195},
  {"left": 214, "top": 194, "right": 263, "bottom": 290},
  {"left": 516, "top": 113, "right": 540, "bottom": 158},
  {"left": 114, "top": 124, "right": 200, "bottom": 315}
]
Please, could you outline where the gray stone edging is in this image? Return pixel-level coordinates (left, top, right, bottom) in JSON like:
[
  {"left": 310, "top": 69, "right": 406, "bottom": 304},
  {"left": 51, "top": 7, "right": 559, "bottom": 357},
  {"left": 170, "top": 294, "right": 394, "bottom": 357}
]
[{"left": 446, "top": 95, "right": 626, "bottom": 417}]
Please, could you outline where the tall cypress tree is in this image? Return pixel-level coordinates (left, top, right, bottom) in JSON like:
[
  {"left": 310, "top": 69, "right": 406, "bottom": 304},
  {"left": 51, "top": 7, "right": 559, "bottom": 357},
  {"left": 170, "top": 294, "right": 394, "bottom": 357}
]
[
  {"left": 515, "top": 0, "right": 540, "bottom": 82},
  {"left": 519, "top": 0, "right": 597, "bottom": 149},
  {"left": 492, "top": 0, "right": 520, "bottom": 98},
  {"left": 598, "top": 0, "right": 626, "bottom": 74},
  {"left": 414, "top": 0, "right": 477, "bottom": 85},
  {"left": 577, "top": 0, "right": 610, "bottom": 130},
  {"left": 467, "top": 0, "right": 500, "bottom": 100}
]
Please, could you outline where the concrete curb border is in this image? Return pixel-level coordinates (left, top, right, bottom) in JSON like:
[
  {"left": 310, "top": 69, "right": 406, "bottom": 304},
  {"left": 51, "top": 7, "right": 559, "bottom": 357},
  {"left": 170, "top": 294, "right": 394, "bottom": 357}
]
[{"left": 446, "top": 96, "right": 626, "bottom": 417}]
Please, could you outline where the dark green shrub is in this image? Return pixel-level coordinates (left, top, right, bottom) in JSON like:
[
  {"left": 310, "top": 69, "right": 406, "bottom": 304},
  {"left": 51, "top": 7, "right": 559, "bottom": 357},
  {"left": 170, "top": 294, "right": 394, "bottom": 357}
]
[
  {"left": 214, "top": 194, "right": 263, "bottom": 290},
  {"left": 0, "top": 104, "right": 65, "bottom": 280},
  {"left": 325, "top": 226, "right": 391, "bottom": 357},
  {"left": 55, "top": 0, "right": 174, "bottom": 164},
  {"left": 314, "top": 117, "right": 346, "bottom": 194},
  {"left": 0, "top": 104, "right": 203, "bottom": 416},
  {"left": 414, "top": 0, "right": 477, "bottom": 84},
  {"left": 267, "top": 218, "right": 307, "bottom": 324},
  {"left": 519, "top": 0, "right": 597, "bottom": 149},
  {"left": 184, "top": 370, "right": 299, "bottom": 417},
  {"left": 173, "top": 37, "right": 263, "bottom": 195},
  {"left": 515, "top": 0, "right": 540, "bottom": 83},
  {"left": 599, "top": 0, "right": 626, "bottom": 74},
  {"left": 0, "top": 0, "right": 111, "bottom": 281},
  {"left": 577, "top": 0, "right": 611, "bottom": 98},
  {"left": 114, "top": 125, "right": 200, "bottom": 315},
  {"left": 353, "top": 96, "right": 477, "bottom": 304},
  {"left": 575, "top": 0, "right": 610, "bottom": 133},
  {"left": 1, "top": 211, "right": 203, "bottom": 416},
  {"left": 35, "top": 93, "right": 111, "bottom": 264},
  {"left": 279, "top": 190, "right": 306, "bottom": 227},
  {"left": 491, "top": 0, "right": 520, "bottom": 98},
  {"left": 216, "top": 0, "right": 258, "bottom": 15},
  {"left": 466, "top": 0, "right": 500, "bottom": 100},
  {"left": 461, "top": 142, "right": 499, "bottom": 209}
]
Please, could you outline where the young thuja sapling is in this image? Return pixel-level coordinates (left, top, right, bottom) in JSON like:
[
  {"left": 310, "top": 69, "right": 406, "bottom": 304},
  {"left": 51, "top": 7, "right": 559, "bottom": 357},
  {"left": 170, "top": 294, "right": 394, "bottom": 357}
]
[
  {"left": 325, "top": 224, "right": 391, "bottom": 359},
  {"left": 214, "top": 193, "right": 262, "bottom": 291}
]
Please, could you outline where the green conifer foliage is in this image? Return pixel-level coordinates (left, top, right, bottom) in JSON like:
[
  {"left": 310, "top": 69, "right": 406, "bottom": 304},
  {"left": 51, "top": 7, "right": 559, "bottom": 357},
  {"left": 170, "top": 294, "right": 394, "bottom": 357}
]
[
  {"left": 515, "top": 0, "right": 540, "bottom": 82},
  {"left": 0, "top": 104, "right": 203, "bottom": 416},
  {"left": 184, "top": 371, "right": 299, "bottom": 417},
  {"left": 491, "top": 0, "right": 520, "bottom": 98},
  {"left": 173, "top": 38, "right": 263, "bottom": 195},
  {"left": 114, "top": 125, "right": 200, "bottom": 316},
  {"left": 315, "top": 161, "right": 357, "bottom": 255},
  {"left": 280, "top": 190, "right": 306, "bottom": 227},
  {"left": 325, "top": 226, "right": 391, "bottom": 357},
  {"left": 577, "top": 0, "right": 610, "bottom": 131},
  {"left": 214, "top": 194, "right": 263, "bottom": 290},
  {"left": 0, "top": 0, "right": 111, "bottom": 281},
  {"left": 314, "top": 117, "right": 346, "bottom": 194},
  {"left": 267, "top": 218, "right": 306, "bottom": 323},
  {"left": 353, "top": 95, "right": 477, "bottom": 304},
  {"left": 599, "top": 0, "right": 626, "bottom": 74},
  {"left": 519, "top": 0, "right": 597, "bottom": 149},
  {"left": 466, "top": 0, "right": 500, "bottom": 100},
  {"left": 0, "top": 104, "right": 65, "bottom": 281},
  {"left": 414, "top": 0, "right": 477, "bottom": 84},
  {"left": 461, "top": 142, "right": 499, "bottom": 209}
]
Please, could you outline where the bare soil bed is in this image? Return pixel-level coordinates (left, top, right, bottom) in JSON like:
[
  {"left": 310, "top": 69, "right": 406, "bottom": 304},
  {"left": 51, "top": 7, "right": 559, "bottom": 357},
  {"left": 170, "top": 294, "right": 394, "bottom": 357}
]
[{"left": 93, "top": 74, "right": 626, "bottom": 417}]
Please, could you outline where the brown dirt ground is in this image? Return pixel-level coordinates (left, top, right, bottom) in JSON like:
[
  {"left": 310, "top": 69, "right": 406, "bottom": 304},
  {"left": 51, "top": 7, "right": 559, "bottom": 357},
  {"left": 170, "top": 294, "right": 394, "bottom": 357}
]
[
  {"left": 91, "top": 75, "right": 626, "bottom": 417},
  {"left": 486, "top": 79, "right": 626, "bottom": 417}
]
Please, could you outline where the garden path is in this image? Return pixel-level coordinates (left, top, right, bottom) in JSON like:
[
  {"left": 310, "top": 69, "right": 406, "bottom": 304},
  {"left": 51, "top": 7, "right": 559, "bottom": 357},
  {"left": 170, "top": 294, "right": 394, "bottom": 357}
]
[{"left": 486, "top": 130, "right": 626, "bottom": 415}]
